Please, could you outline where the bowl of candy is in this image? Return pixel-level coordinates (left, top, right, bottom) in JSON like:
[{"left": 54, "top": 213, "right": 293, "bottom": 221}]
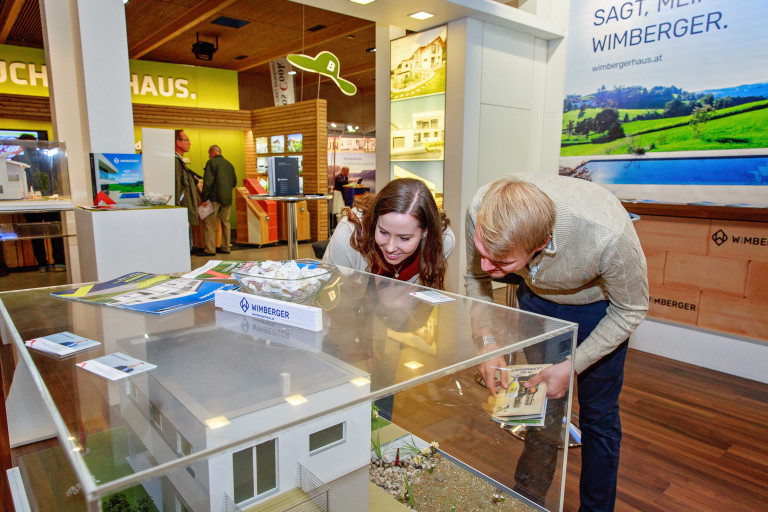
[
  {"left": 232, "top": 259, "right": 337, "bottom": 304},
  {"left": 139, "top": 193, "right": 172, "bottom": 206}
]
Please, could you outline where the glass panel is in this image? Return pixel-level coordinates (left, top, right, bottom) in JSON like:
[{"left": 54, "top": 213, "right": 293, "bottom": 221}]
[
  {"left": 233, "top": 448, "right": 254, "bottom": 503},
  {"left": 1, "top": 266, "right": 575, "bottom": 511},
  {"left": 255, "top": 439, "right": 277, "bottom": 495},
  {"left": 309, "top": 422, "right": 345, "bottom": 452}
]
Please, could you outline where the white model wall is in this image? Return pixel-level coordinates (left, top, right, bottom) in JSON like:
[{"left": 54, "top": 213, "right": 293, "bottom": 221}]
[{"left": 207, "top": 401, "right": 371, "bottom": 511}]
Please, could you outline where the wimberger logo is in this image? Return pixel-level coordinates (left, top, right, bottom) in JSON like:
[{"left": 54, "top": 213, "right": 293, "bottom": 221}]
[
  {"left": 711, "top": 229, "right": 768, "bottom": 247},
  {"left": 711, "top": 229, "right": 727, "bottom": 246}
]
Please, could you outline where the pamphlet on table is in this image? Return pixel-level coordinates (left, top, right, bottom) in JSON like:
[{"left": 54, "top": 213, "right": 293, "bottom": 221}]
[
  {"left": 491, "top": 364, "right": 551, "bottom": 427},
  {"left": 25, "top": 331, "right": 101, "bottom": 357},
  {"left": 76, "top": 352, "right": 156, "bottom": 381},
  {"left": 51, "top": 272, "right": 238, "bottom": 315},
  {"left": 182, "top": 260, "right": 247, "bottom": 279}
]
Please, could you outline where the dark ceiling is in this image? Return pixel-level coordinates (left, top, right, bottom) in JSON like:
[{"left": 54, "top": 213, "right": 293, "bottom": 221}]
[{"left": 0, "top": 0, "right": 376, "bottom": 94}]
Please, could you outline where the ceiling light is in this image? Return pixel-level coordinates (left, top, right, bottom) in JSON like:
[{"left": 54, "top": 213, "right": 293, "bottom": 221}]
[
  {"left": 404, "top": 361, "right": 424, "bottom": 370},
  {"left": 409, "top": 11, "right": 434, "bottom": 20},
  {"left": 366, "top": 47, "right": 376, "bottom": 53},
  {"left": 330, "top": 122, "right": 337, "bottom": 128},
  {"left": 350, "top": 0, "right": 376, "bottom": 4},
  {"left": 346, "top": 125, "right": 354, "bottom": 132},
  {"left": 288, "top": 70, "right": 297, "bottom": 75}
]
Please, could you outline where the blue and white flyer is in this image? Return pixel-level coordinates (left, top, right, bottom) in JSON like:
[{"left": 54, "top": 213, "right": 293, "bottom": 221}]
[
  {"left": 25, "top": 331, "right": 101, "bottom": 357},
  {"left": 76, "top": 352, "right": 156, "bottom": 381}
]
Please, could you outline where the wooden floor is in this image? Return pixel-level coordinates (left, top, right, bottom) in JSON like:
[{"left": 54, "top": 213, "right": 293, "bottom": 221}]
[
  {"left": 2, "top": 245, "right": 768, "bottom": 511},
  {"left": 393, "top": 347, "right": 768, "bottom": 512}
]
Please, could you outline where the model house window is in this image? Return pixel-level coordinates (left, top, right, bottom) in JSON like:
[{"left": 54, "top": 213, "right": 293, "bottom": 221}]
[
  {"left": 149, "top": 402, "right": 162, "bottom": 430},
  {"left": 175, "top": 494, "right": 189, "bottom": 512},
  {"left": 309, "top": 422, "right": 345, "bottom": 454},
  {"left": 126, "top": 381, "right": 138, "bottom": 402},
  {"left": 177, "top": 432, "right": 195, "bottom": 478},
  {"left": 233, "top": 439, "right": 277, "bottom": 504}
]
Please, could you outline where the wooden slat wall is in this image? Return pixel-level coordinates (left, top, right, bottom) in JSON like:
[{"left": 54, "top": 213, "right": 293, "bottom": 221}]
[
  {"left": 0, "top": 94, "right": 50, "bottom": 121},
  {"left": 132, "top": 104, "right": 250, "bottom": 129},
  {"left": 0, "top": 93, "right": 251, "bottom": 130},
  {"left": 250, "top": 99, "right": 328, "bottom": 241}
]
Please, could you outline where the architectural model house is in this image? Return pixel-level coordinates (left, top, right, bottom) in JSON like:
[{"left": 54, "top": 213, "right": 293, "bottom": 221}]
[{"left": 117, "top": 312, "right": 372, "bottom": 512}]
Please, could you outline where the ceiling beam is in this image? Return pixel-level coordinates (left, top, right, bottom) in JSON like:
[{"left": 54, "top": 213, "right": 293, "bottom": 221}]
[
  {"left": 227, "top": 17, "right": 373, "bottom": 72},
  {"left": 0, "top": 0, "right": 25, "bottom": 43},
  {"left": 128, "top": 0, "right": 238, "bottom": 59}
]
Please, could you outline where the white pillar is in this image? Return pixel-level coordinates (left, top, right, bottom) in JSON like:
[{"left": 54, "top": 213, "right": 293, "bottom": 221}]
[
  {"left": 374, "top": 24, "right": 405, "bottom": 193},
  {"left": 39, "top": 0, "right": 136, "bottom": 281}
]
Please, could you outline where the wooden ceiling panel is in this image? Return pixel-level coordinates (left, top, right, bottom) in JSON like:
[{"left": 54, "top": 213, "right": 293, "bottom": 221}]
[{"left": 4, "top": 0, "right": 41, "bottom": 47}]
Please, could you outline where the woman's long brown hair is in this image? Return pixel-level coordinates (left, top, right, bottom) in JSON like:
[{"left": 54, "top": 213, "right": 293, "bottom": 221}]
[{"left": 343, "top": 178, "right": 449, "bottom": 289}]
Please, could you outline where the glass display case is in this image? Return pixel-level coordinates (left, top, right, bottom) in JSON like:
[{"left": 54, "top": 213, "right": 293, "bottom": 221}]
[
  {"left": 0, "top": 139, "right": 71, "bottom": 200},
  {"left": 1, "top": 266, "right": 576, "bottom": 512}
]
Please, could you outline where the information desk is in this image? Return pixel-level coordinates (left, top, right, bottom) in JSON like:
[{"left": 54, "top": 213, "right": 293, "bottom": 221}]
[
  {"left": 249, "top": 194, "right": 331, "bottom": 259},
  {"left": 0, "top": 267, "right": 576, "bottom": 512}
]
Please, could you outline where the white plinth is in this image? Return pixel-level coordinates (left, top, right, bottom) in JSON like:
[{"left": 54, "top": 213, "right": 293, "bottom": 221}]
[{"left": 75, "top": 206, "right": 191, "bottom": 282}]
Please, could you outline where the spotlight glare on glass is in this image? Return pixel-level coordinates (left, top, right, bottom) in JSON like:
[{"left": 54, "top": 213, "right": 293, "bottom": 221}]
[
  {"left": 404, "top": 361, "right": 424, "bottom": 370},
  {"left": 286, "top": 394, "right": 308, "bottom": 406}
]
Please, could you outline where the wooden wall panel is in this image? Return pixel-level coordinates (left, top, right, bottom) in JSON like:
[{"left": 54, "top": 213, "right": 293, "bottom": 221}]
[
  {"left": 0, "top": 93, "right": 251, "bottom": 130},
  {"left": 250, "top": 99, "right": 328, "bottom": 241},
  {"left": 628, "top": 213, "right": 768, "bottom": 341}
]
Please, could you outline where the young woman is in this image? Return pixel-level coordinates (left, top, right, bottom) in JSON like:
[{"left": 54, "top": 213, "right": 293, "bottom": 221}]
[{"left": 322, "top": 178, "right": 454, "bottom": 289}]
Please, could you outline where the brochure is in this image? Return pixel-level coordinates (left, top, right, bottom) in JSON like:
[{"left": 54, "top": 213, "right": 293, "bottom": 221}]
[
  {"left": 25, "top": 331, "right": 101, "bottom": 357},
  {"left": 491, "top": 364, "right": 551, "bottom": 427},
  {"left": 181, "top": 260, "right": 248, "bottom": 279},
  {"left": 409, "top": 290, "right": 455, "bottom": 304},
  {"left": 267, "top": 156, "right": 300, "bottom": 196},
  {"left": 51, "top": 272, "right": 238, "bottom": 315},
  {"left": 76, "top": 352, "right": 156, "bottom": 381}
]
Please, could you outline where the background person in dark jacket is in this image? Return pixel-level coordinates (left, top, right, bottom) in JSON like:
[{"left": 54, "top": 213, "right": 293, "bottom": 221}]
[{"left": 201, "top": 145, "right": 237, "bottom": 256}]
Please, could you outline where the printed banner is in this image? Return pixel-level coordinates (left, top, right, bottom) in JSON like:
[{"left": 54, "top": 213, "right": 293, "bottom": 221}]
[
  {"left": 269, "top": 58, "right": 296, "bottom": 106},
  {"left": 560, "top": 0, "right": 768, "bottom": 205}
]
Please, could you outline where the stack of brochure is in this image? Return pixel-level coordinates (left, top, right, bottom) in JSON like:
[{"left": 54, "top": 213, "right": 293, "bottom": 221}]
[
  {"left": 50, "top": 272, "right": 237, "bottom": 315},
  {"left": 491, "top": 364, "right": 551, "bottom": 427}
]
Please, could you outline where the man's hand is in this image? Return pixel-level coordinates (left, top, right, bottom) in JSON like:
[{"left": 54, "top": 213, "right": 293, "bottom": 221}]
[
  {"left": 478, "top": 353, "right": 508, "bottom": 396},
  {"left": 525, "top": 360, "right": 572, "bottom": 399}
]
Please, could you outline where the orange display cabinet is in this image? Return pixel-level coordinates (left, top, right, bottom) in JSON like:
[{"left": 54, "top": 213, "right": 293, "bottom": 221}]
[{"left": 235, "top": 179, "right": 278, "bottom": 246}]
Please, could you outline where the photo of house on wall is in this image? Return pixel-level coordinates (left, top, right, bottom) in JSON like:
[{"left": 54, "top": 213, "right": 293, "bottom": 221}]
[{"left": 390, "top": 25, "right": 446, "bottom": 100}]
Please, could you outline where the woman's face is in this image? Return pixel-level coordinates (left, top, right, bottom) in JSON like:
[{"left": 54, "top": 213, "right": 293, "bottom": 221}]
[{"left": 375, "top": 212, "right": 425, "bottom": 266}]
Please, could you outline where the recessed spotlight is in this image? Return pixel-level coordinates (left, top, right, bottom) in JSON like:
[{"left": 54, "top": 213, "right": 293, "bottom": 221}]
[
  {"left": 350, "top": 377, "right": 371, "bottom": 387},
  {"left": 346, "top": 35, "right": 355, "bottom": 39},
  {"left": 288, "top": 70, "right": 297, "bottom": 75},
  {"left": 408, "top": 11, "right": 434, "bottom": 20},
  {"left": 350, "top": 0, "right": 376, "bottom": 4},
  {"left": 366, "top": 47, "right": 376, "bottom": 53},
  {"left": 331, "top": 122, "right": 337, "bottom": 128},
  {"left": 285, "top": 394, "right": 308, "bottom": 406}
]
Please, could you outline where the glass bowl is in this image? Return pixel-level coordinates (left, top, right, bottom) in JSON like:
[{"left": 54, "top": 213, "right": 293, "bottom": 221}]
[
  {"left": 139, "top": 193, "right": 172, "bottom": 206},
  {"left": 231, "top": 260, "right": 337, "bottom": 304}
]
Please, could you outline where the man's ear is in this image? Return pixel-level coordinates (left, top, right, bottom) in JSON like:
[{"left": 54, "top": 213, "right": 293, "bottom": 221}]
[{"left": 536, "top": 235, "right": 552, "bottom": 252}]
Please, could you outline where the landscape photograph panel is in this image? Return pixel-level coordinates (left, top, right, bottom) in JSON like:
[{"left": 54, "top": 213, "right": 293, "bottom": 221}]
[{"left": 560, "top": 0, "right": 768, "bottom": 197}]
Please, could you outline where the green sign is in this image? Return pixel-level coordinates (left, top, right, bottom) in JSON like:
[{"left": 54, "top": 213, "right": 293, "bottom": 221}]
[
  {"left": 0, "top": 44, "right": 239, "bottom": 109},
  {"left": 287, "top": 51, "right": 357, "bottom": 96}
]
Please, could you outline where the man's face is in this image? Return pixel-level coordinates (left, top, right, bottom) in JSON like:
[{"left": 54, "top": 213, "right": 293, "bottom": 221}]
[
  {"left": 472, "top": 225, "right": 540, "bottom": 278},
  {"left": 208, "top": 149, "right": 216, "bottom": 159},
  {"left": 176, "top": 133, "right": 191, "bottom": 155},
  {"left": 342, "top": 168, "right": 349, "bottom": 177}
]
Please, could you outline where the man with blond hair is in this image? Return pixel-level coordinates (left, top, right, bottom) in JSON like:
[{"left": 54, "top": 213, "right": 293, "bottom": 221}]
[{"left": 465, "top": 174, "right": 648, "bottom": 512}]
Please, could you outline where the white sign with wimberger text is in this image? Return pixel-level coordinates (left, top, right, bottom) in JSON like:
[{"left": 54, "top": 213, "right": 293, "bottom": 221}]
[{"left": 215, "top": 289, "right": 322, "bottom": 332}]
